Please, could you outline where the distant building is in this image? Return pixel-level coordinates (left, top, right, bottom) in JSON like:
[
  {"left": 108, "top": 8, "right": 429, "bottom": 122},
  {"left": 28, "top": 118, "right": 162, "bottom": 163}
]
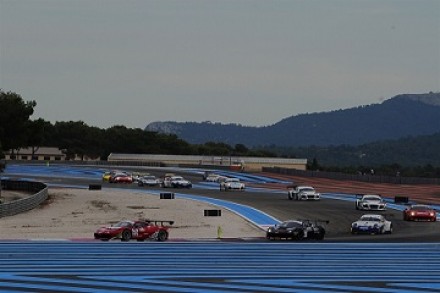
[
  {"left": 107, "top": 153, "right": 307, "bottom": 172},
  {"left": 4, "top": 147, "right": 66, "bottom": 161}
]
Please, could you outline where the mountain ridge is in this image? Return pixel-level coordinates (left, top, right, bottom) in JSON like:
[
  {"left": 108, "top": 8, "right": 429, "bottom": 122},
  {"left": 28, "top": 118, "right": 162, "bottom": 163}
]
[{"left": 145, "top": 92, "right": 440, "bottom": 147}]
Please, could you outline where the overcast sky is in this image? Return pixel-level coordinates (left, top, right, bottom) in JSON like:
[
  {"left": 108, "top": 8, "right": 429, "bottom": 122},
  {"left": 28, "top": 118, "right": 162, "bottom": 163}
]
[{"left": 1, "top": 0, "right": 439, "bottom": 129}]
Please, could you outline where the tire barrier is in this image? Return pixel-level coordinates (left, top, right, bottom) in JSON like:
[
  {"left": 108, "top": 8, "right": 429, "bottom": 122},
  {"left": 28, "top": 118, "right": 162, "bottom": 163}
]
[
  {"left": 160, "top": 192, "right": 175, "bottom": 199},
  {"left": 0, "top": 179, "right": 48, "bottom": 218},
  {"left": 204, "top": 209, "right": 222, "bottom": 216}
]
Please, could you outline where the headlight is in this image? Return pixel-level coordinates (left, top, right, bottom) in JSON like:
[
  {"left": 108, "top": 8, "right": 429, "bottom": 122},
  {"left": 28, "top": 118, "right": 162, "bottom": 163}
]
[
  {"left": 352, "top": 223, "right": 357, "bottom": 227},
  {"left": 410, "top": 212, "right": 415, "bottom": 216}
]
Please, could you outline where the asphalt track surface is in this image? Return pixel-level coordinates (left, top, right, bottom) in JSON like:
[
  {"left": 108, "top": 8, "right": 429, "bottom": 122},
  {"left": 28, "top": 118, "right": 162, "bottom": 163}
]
[
  {"left": 1, "top": 242, "right": 440, "bottom": 293},
  {"left": 3, "top": 164, "right": 440, "bottom": 242},
  {"left": 2, "top": 164, "right": 440, "bottom": 292}
]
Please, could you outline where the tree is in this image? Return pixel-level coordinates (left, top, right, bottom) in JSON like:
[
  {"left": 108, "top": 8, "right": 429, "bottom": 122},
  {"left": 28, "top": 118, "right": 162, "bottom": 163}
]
[
  {"left": 25, "top": 118, "right": 47, "bottom": 158},
  {"left": 0, "top": 90, "right": 36, "bottom": 152}
]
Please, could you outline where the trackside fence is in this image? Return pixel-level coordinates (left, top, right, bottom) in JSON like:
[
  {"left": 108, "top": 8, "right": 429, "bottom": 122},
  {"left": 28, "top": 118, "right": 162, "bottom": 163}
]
[
  {"left": 0, "top": 180, "right": 48, "bottom": 218},
  {"left": 263, "top": 167, "right": 440, "bottom": 185}
]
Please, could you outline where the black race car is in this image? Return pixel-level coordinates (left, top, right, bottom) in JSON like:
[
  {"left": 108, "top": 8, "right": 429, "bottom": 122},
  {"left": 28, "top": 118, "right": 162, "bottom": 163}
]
[{"left": 266, "top": 219, "right": 327, "bottom": 241}]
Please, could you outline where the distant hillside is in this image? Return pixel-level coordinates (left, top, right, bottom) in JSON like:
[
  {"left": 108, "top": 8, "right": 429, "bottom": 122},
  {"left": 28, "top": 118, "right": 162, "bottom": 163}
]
[
  {"left": 146, "top": 92, "right": 440, "bottom": 147},
  {"left": 265, "top": 132, "right": 440, "bottom": 167}
]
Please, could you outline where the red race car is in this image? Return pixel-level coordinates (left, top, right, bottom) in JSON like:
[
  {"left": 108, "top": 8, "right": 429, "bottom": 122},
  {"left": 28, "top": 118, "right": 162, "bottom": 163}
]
[
  {"left": 94, "top": 220, "right": 173, "bottom": 241},
  {"left": 109, "top": 173, "right": 133, "bottom": 183},
  {"left": 403, "top": 204, "right": 437, "bottom": 222}
]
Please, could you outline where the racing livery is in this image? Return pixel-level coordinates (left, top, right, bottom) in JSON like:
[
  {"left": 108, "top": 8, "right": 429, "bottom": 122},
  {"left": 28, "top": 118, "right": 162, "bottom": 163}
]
[
  {"left": 138, "top": 175, "right": 161, "bottom": 187},
  {"left": 94, "top": 220, "right": 173, "bottom": 241},
  {"left": 287, "top": 185, "right": 320, "bottom": 200},
  {"left": 351, "top": 214, "right": 392, "bottom": 234},
  {"left": 355, "top": 194, "right": 386, "bottom": 210},
  {"left": 403, "top": 204, "right": 437, "bottom": 221},
  {"left": 220, "top": 178, "right": 245, "bottom": 191},
  {"left": 161, "top": 176, "right": 192, "bottom": 188},
  {"left": 266, "top": 219, "right": 326, "bottom": 240}
]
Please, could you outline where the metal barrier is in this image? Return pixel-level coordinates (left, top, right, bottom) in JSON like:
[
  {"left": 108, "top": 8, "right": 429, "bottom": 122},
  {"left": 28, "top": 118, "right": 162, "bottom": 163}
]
[{"left": 0, "top": 180, "right": 48, "bottom": 218}]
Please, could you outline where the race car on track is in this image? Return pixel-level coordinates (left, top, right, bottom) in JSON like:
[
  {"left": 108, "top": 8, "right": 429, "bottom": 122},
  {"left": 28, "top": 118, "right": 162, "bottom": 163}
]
[
  {"left": 108, "top": 172, "right": 133, "bottom": 184},
  {"left": 403, "top": 204, "right": 437, "bottom": 221},
  {"left": 355, "top": 194, "right": 386, "bottom": 210},
  {"left": 161, "top": 176, "right": 192, "bottom": 188},
  {"left": 266, "top": 219, "right": 326, "bottom": 241},
  {"left": 219, "top": 178, "right": 245, "bottom": 191},
  {"left": 287, "top": 185, "right": 320, "bottom": 200},
  {"left": 102, "top": 171, "right": 113, "bottom": 182},
  {"left": 137, "top": 175, "right": 161, "bottom": 187},
  {"left": 351, "top": 214, "right": 393, "bottom": 234},
  {"left": 204, "top": 173, "right": 228, "bottom": 183},
  {"left": 94, "top": 220, "right": 173, "bottom": 241}
]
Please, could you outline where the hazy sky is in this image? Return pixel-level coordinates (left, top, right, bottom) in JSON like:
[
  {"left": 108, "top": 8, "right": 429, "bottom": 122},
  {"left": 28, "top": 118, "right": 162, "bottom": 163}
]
[{"left": 1, "top": 0, "right": 439, "bottom": 129}]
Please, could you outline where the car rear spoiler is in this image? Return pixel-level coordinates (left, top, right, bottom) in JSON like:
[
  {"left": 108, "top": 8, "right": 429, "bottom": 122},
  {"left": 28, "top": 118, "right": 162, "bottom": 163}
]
[
  {"left": 300, "top": 219, "right": 330, "bottom": 225},
  {"left": 145, "top": 220, "right": 175, "bottom": 226}
]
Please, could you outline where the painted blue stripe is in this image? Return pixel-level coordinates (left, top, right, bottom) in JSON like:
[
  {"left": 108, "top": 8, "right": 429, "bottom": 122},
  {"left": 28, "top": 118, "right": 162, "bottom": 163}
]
[{"left": 1, "top": 242, "right": 439, "bottom": 292}]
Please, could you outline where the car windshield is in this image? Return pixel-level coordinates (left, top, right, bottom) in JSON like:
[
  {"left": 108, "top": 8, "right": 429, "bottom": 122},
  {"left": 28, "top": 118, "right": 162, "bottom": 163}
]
[
  {"left": 279, "top": 221, "right": 302, "bottom": 228},
  {"left": 364, "top": 196, "right": 381, "bottom": 201},
  {"left": 172, "top": 176, "right": 184, "bottom": 180},
  {"left": 299, "top": 187, "right": 315, "bottom": 192},
  {"left": 360, "top": 216, "right": 380, "bottom": 222},
  {"left": 227, "top": 178, "right": 239, "bottom": 182},
  {"left": 144, "top": 176, "right": 156, "bottom": 180},
  {"left": 412, "top": 205, "right": 430, "bottom": 210},
  {"left": 113, "top": 221, "right": 132, "bottom": 227}
]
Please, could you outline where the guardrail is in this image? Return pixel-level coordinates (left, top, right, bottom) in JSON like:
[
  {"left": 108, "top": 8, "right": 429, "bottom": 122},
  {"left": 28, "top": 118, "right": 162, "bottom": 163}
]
[
  {"left": 0, "top": 180, "right": 48, "bottom": 218},
  {"left": 263, "top": 167, "right": 440, "bottom": 185}
]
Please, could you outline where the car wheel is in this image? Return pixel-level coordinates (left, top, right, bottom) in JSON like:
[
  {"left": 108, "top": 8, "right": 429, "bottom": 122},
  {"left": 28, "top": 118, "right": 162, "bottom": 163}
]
[
  {"left": 121, "top": 230, "right": 132, "bottom": 242},
  {"left": 388, "top": 224, "right": 393, "bottom": 234},
  {"left": 156, "top": 230, "right": 168, "bottom": 241},
  {"left": 293, "top": 230, "right": 304, "bottom": 240},
  {"left": 288, "top": 193, "right": 293, "bottom": 200},
  {"left": 355, "top": 202, "right": 359, "bottom": 210},
  {"left": 316, "top": 227, "right": 325, "bottom": 240}
]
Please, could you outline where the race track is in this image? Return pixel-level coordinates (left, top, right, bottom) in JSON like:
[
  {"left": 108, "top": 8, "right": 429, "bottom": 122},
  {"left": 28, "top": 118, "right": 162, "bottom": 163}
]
[{"left": 2, "top": 164, "right": 440, "bottom": 292}]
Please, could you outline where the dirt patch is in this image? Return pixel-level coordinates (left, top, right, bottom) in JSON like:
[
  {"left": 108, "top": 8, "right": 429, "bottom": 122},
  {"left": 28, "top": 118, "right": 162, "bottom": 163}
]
[{"left": 0, "top": 188, "right": 265, "bottom": 240}]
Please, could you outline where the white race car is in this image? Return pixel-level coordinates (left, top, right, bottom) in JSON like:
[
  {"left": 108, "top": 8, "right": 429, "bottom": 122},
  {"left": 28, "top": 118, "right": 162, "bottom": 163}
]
[
  {"left": 287, "top": 186, "right": 320, "bottom": 200},
  {"left": 220, "top": 178, "right": 245, "bottom": 191},
  {"left": 351, "top": 214, "right": 393, "bottom": 234},
  {"left": 138, "top": 175, "right": 161, "bottom": 187},
  {"left": 161, "top": 176, "right": 192, "bottom": 188},
  {"left": 355, "top": 194, "right": 386, "bottom": 210}
]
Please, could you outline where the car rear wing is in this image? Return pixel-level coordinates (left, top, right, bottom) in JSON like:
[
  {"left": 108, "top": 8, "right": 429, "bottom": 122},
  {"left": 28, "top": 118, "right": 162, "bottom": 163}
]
[
  {"left": 300, "top": 219, "right": 330, "bottom": 225},
  {"left": 144, "top": 220, "right": 175, "bottom": 226}
]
